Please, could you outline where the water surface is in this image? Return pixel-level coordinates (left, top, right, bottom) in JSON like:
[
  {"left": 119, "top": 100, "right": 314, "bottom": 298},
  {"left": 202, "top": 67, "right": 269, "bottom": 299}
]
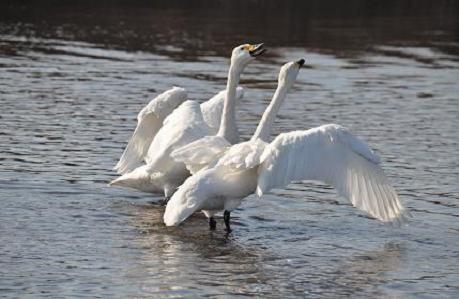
[{"left": 1, "top": 2, "right": 459, "bottom": 298}]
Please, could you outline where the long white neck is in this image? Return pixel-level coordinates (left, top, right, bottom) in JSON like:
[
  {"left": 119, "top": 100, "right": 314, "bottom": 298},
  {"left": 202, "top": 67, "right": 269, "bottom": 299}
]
[
  {"left": 251, "top": 83, "right": 289, "bottom": 142},
  {"left": 217, "top": 64, "right": 242, "bottom": 144}
]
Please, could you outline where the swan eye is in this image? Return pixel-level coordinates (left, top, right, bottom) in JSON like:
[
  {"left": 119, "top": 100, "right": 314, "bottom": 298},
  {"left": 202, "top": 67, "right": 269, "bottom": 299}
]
[{"left": 240, "top": 46, "right": 245, "bottom": 50}]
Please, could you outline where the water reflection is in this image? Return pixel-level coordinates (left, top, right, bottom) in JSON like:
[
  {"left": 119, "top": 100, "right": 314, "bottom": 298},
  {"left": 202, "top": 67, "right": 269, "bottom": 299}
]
[
  {"left": 124, "top": 203, "right": 272, "bottom": 297},
  {"left": 128, "top": 203, "right": 406, "bottom": 298}
]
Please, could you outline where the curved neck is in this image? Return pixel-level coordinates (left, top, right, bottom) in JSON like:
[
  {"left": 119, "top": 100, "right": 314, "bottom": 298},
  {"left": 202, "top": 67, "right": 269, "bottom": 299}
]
[
  {"left": 251, "top": 84, "right": 289, "bottom": 142},
  {"left": 217, "top": 64, "right": 242, "bottom": 143}
]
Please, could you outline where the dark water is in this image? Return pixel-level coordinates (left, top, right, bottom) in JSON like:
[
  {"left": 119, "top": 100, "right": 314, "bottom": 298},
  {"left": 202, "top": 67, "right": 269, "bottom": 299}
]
[{"left": 1, "top": 1, "right": 459, "bottom": 298}]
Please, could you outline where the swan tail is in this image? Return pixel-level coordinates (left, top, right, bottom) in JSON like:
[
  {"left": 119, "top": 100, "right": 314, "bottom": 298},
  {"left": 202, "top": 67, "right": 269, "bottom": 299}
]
[{"left": 163, "top": 171, "right": 212, "bottom": 226}]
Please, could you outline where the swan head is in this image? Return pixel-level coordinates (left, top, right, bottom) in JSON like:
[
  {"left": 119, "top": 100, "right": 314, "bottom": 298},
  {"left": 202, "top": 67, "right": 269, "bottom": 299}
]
[
  {"left": 278, "top": 58, "right": 305, "bottom": 89},
  {"left": 230, "top": 43, "right": 266, "bottom": 71}
]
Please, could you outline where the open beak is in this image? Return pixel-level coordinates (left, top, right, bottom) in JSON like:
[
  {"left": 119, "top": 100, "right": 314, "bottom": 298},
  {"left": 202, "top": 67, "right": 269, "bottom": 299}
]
[
  {"left": 296, "top": 59, "right": 305, "bottom": 68},
  {"left": 249, "top": 43, "right": 266, "bottom": 57}
]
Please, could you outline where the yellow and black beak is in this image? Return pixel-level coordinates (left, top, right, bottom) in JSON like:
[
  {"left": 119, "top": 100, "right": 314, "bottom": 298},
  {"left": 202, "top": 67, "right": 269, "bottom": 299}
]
[
  {"left": 296, "top": 59, "right": 305, "bottom": 68},
  {"left": 248, "top": 43, "right": 266, "bottom": 57}
]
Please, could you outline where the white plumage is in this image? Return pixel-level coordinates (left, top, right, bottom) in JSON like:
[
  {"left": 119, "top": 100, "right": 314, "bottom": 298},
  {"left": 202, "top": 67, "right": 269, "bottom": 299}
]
[
  {"left": 114, "top": 86, "right": 187, "bottom": 174},
  {"left": 109, "top": 89, "right": 243, "bottom": 197},
  {"left": 164, "top": 124, "right": 410, "bottom": 227},
  {"left": 200, "top": 89, "right": 239, "bottom": 131},
  {"left": 171, "top": 82, "right": 262, "bottom": 174},
  {"left": 110, "top": 43, "right": 266, "bottom": 197},
  {"left": 171, "top": 135, "right": 232, "bottom": 174},
  {"left": 256, "top": 124, "right": 409, "bottom": 223},
  {"left": 164, "top": 60, "right": 410, "bottom": 230}
]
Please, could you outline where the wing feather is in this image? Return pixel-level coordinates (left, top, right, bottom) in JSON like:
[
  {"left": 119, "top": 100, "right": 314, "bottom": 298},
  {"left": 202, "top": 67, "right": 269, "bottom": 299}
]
[
  {"left": 200, "top": 87, "right": 244, "bottom": 132},
  {"left": 114, "top": 87, "right": 186, "bottom": 174},
  {"left": 145, "top": 100, "right": 212, "bottom": 172},
  {"left": 170, "top": 136, "right": 231, "bottom": 174},
  {"left": 114, "top": 114, "right": 160, "bottom": 174},
  {"left": 159, "top": 87, "right": 244, "bottom": 174},
  {"left": 216, "top": 139, "right": 268, "bottom": 170},
  {"left": 256, "top": 124, "right": 410, "bottom": 223}
]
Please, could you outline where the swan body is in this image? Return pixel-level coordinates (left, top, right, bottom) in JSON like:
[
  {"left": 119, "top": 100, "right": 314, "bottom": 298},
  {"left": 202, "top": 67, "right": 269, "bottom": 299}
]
[
  {"left": 164, "top": 60, "right": 410, "bottom": 230},
  {"left": 164, "top": 141, "right": 263, "bottom": 225},
  {"left": 110, "top": 43, "right": 266, "bottom": 197}
]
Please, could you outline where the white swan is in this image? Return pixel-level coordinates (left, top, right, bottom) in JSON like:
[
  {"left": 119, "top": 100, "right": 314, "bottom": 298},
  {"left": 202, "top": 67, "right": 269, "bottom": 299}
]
[
  {"left": 164, "top": 59, "right": 410, "bottom": 232},
  {"left": 113, "top": 85, "right": 244, "bottom": 175},
  {"left": 110, "top": 43, "right": 266, "bottom": 198}
]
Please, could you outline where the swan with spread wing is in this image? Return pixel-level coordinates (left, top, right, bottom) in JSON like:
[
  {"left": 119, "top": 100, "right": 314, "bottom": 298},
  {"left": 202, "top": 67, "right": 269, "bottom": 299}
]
[
  {"left": 110, "top": 43, "right": 266, "bottom": 199},
  {"left": 164, "top": 59, "right": 410, "bottom": 232}
]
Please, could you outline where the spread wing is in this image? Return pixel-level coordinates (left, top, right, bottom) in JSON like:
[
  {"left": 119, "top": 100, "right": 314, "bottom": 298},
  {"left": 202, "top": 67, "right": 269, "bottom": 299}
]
[
  {"left": 256, "top": 124, "right": 410, "bottom": 224},
  {"left": 114, "top": 87, "right": 187, "bottom": 174}
]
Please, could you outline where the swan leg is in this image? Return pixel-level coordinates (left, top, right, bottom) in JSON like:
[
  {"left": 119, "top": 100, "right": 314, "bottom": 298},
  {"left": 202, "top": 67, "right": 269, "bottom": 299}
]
[
  {"left": 160, "top": 197, "right": 170, "bottom": 206},
  {"left": 209, "top": 217, "right": 217, "bottom": 230},
  {"left": 223, "top": 210, "right": 232, "bottom": 233},
  {"left": 149, "top": 197, "right": 169, "bottom": 206}
]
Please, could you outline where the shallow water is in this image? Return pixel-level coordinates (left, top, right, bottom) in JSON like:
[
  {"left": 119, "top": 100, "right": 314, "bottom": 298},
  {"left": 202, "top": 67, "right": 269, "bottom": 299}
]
[{"left": 1, "top": 2, "right": 459, "bottom": 298}]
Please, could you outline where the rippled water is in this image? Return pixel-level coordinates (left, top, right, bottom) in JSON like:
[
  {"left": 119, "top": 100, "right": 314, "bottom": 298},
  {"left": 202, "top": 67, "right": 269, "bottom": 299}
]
[{"left": 1, "top": 2, "right": 459, "bottom": 298}]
